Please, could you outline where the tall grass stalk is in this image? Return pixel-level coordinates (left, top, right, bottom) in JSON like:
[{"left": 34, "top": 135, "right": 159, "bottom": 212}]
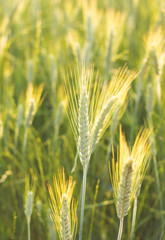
[
  {"left": 27, "top": 219, "right": 31, "bottom": 240},
  {"left": 130, "top": 197, "right": 137, "bottom": 240},
  {"left": 88, "top": 179, "right": 100, "bottom": 240},
  {"left": 79, "top": 164, "right": 88, "bottom": 240},
  {"left": 117, "top": 218, "right": 124, "bottom": 240},
  {"left": 130, "top": 177, "right": 142, "bottom": 240}
]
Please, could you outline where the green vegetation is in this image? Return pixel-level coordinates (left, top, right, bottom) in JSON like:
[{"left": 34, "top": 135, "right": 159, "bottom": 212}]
[{"left": 0, "top": 0, "right": 164, "bottom": 239}]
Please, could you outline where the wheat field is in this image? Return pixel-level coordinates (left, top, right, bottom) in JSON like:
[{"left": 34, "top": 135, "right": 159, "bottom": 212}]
[{"left": 0, "top": 0, "right": 165, "bottom": 239}]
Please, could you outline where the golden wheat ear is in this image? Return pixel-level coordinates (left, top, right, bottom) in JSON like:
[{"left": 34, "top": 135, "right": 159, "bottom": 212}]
[
  {"left": 61, "top": 193, "right": 72, "bottom": 240},
  {"left": 109, "top": 126, "right": 151, "bottom": 240},
  {"left": 48, "top": 169, "right": 77, "bottom": 240},
  {"left": 90, "top": 66, "right": 138, "bottom": 153}
]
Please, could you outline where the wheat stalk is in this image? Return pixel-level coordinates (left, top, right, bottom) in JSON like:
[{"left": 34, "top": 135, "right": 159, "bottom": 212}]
[{"left": 109, "top": 126, "right": 151, "bottom": 240}]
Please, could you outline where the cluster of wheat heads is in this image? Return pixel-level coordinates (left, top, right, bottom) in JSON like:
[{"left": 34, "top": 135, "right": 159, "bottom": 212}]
[
  {"left": 47, "top": 64, "right": 152, "bottom": 240},
  {"left": 63, "top": 65, "right": 137, "bottom": 238}
]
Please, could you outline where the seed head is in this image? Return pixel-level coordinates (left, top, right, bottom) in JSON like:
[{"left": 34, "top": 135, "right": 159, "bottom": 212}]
[
  {"left": 63, "top": 65, "right": 138, "bottom": 167},
  {"left": 25, "top": 191, "right": 33, "bottom": 222},
  {"left": 48, "top": 169, "right": 77, "bottom": 240},
  {"left": 109, "top": 126, "right": 151, "bottom": 219}
]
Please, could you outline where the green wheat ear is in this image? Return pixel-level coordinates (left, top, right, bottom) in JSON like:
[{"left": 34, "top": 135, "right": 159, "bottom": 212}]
[
  {"left": 25, "top": 191, "right": 33, "bottom": 222},
  {"left": 63, "top": 65, "right": 138, "bottom": 165},
  {"left": 117, "top": 158, "right": 133, "bottom": 219},
  {"left": 24, "top": 173, "right": 36, "bottom": 240},
  {"left": 78, "top": 84, "right": 90, "bottom": 167}
]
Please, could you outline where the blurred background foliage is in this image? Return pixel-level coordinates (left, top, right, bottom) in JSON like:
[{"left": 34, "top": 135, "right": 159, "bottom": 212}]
[{"left": 0, "top": 0, "right": 165, "bottom": 239}]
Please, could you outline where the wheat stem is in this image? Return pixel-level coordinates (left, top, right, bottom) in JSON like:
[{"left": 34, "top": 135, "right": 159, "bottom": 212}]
[
  {"left": 117, "top": 218, "right": 124, "bottom": 240},
  {"left": 130, "top": 197, "right": 138, "bottom": 240},
  {"left": 27, "top": 219, "right": 31, "bottom": 240},
  {"left": 79, "top": 164, "right": 88, "bottom": 240},
  {"left": 153, "top": 155, "right": 163, "bottom": 215},
  {"left": 22, "top": 127, "right": 28, "bottom": 175}
]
